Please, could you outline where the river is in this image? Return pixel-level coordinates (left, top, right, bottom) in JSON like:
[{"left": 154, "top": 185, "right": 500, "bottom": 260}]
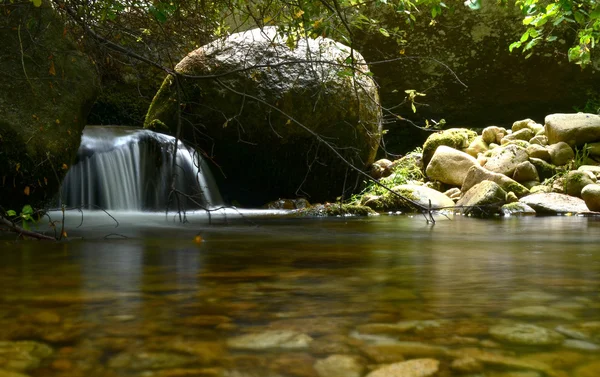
[{"left": 1, "top": 212, "right": 599, "bottom": 376}]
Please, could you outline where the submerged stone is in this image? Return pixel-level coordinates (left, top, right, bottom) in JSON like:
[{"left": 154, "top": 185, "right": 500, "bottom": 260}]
[
  {"left": 0, "top": 341, "right": 53, "bottom": 372},
  {"left": 502, "top": 306, "right": 576, "bottom": 320},
  {"left": 314, "top": 355, "right": 364, "bottom": 377},
  {"left": 489, "top": 323, "right": 564, "bottom": 346},
  {"left": 226, "top": 330, "right": 313, "bottom": 350},
  {"left": 365, "top": 358, "right": 440, "bottom": 377},
  {"left": 108, "top": 351, "right": 195, "bottom": 370}
]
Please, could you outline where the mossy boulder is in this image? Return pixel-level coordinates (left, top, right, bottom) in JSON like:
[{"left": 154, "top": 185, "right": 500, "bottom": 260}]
[
  {"left": 422, "top": 128, "right": 477, "bottom": 167},
  {"left": 145, "top": 27, "right": 382, "bottom": 206},
  {"left": 0, "top": 1, "right": 97, "bottom": 211}
]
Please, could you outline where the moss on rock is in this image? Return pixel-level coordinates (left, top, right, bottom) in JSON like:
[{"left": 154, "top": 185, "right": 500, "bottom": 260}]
[
  {"left": 0, "top": 1, "right": 97, "bottom": 211},
  {"left": 422, "top": 128, "right": 477, "bottom": 167}
]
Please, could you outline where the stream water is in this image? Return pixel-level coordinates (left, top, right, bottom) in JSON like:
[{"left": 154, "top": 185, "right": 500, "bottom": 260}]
[{"left": 1, "top": 213, "right": 599, "bottom": 377}]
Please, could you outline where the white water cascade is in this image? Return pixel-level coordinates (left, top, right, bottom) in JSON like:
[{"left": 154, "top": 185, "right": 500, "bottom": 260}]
[{"left": 61, "top": 126, "right": 223, "bottom": 211}]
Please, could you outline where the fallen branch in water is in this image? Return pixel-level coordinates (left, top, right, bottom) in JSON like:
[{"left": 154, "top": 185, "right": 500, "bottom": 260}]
[{"left": 0, "top": 215, "right": 55, "bottom": 241}]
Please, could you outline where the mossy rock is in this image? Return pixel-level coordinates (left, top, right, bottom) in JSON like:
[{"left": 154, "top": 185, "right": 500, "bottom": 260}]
[
  {"left": 0, "top": 1, "right": 97, "bottom": 211},
  {"left": 145, "top": 27, "right": 382, "bottom": 206},
  {"left": 295, "top": 203, "right": 377, "bottom": 217},
  {"left": 422, "top": 128, "right": 477, "bottom": 168}
]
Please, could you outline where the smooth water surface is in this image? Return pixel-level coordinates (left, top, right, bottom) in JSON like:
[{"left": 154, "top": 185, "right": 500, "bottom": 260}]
[{"left": 1, "top": 214, "right": 600, "bottom": 377}]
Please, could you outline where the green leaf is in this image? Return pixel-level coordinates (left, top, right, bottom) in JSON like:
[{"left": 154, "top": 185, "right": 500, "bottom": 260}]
[
  {"left": 22, "top": 205, "right": 33, "bottom": 215},
  {"left": 509, "top": 41, "right": 522, "bottom": 52},
  {"left": 574, "top": 11, "right": 585, "bottom": 24},
  {"left": 6, "top": 210, "right": 16, "bottom": 217},
  {"left": 411, "top": 103, "right": 416, "bottom": 113},
  {"left": 546, "top": 35, "right": 557, "bottom": 42},
  {"left": 379, "top": 28, "right": 390, "bottom": 37},
  {"left": 590, "top": 7, "right": 600, "bottom": 20},
  {"left": 32, "top": 0, "right": 42, "bottom": 7}
]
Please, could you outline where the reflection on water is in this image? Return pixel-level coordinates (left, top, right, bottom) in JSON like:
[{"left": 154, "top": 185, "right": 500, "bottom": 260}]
[{"left": 1, "top": 214, "right": 600, "bottom": 377}]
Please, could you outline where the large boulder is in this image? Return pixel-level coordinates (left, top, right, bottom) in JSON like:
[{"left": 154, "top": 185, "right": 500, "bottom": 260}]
[
  {"left": 462, "top": 165, "right": 529, "bottom": 197},
  {"left": 519, "top": 193, "right": 589, "bottom": 214},
  {"left": 0, "top": 2, "right": 97, "bottom": 211},
  {"left": 483, "top": 144, "right": 529, "bottom": 176},
  {"left": 145, "top": 27, "right": 382, "bottom": 205},
  {"left": 425, "top": 145, "right": 478, "bottom": 186},
  {"left": 379, "top": 184, "right": 455, "bottom": 211},
  {"left": 545, "top": 113, "right": 600, "bottom": 147},
  {"left": 456, "top": 180, "right": 506, "bottom": 217},
  {"left": 581, "top": 184, "right": 600, "bottom": 212}
]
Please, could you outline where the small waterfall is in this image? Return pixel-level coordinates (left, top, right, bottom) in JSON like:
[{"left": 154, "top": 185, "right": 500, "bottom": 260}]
[{"left": 61, "top": 126, "right": 223, "bottom": 211}]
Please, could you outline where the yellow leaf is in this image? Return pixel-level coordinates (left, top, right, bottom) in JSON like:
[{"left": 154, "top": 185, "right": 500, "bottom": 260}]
[
  {"left": 62, "top": 163, "right": 68, "bottom": 170},
  {"left": 295, "top": 10, "right": 305, "bottom": 18},
  {"left": 55, "top": 119, "right": 60, "bottom": 124},
  {"left": 399, "top": 49, "right": 405, "bottom": 55},
  {"left": 61, "top": 230, "right": 68, "bottom": 238},
  {"left": 24, "top": 186, "right": 30, "bottom": 196},
  {"left": 15, "top": 163, "right": 20, "bottom": 172},
  {"left": 285, "top": 119, "right": 292, "bottom": 125},
  {"left": 49, "top": 61, "right": 56, "bottom": 76},
  {"left": 194, "top": 235, "right": 203, "bottom": 244}
]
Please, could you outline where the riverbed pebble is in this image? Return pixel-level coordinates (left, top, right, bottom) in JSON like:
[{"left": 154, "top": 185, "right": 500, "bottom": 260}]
[{"left": 489, "top": 324, "right": 564, "bottom": 346}]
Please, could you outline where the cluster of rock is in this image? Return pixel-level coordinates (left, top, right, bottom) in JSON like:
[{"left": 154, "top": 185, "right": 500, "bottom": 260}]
[{"left": 366, "top": 113, "right": 600, "bottom": 216}]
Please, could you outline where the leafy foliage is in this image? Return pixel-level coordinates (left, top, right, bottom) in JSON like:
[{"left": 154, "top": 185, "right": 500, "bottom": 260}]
[{"left": 506, "top": 0, "right": 600, "bottom": 66}]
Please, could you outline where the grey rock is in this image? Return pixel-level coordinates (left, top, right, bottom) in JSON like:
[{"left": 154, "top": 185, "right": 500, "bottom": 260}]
[
  {"left": 578, "top": 165, "right": 600, "bottom": 179},
  {"left": 545, "top": 113, "right": 600, "bottom": 147},
  {"left": 519, "top": 193, "right": 589, "bottom": 214},
  {"left": 484, "top": 144, "right": 529, "bottom": 176},
  {"left": 529, "top": 158, "right": 557, "bottom": 181},
  {"left": 564, "top": 170, "right": 595, "bottom": 197},
  {"left": 526, "top": 144, "right": 551, "bottom": 161},
  {"left": 489, "top": 323, "right": 564, "bottom": 346},
  {"left": 465, "top": 136, "right": 489, "bottom": 157},
  {"left": 512, "top": 161, "right": 540, "bottom": 183},
  {"left": 425, "top": 145, "right": 479, "bottom": 186},
  {"left": 501, "top": 202, "right": 536, "bottom": 216},
  {"left": 512, "top": 118, "right": 537, "bottom": 132},
  {"left": 371, "top": 159, "right": 394, "bottom": 179},
  {"left": 581, "top": 184, "right": 600, "bottom": 211},
  {"left": 457, "top": 180, "right": 506, "bottom": 217},
  {"left": 502, "top": 128, "right": 535, "bottom": 143},
  {"left": 482, "top": 126, "right": 508, "bottom": 145},
  {"left": 547, "top": 142, "right": 575, "bottom": 166},
  {"left": 462, "top": 165, "right": 529, "bottom": 197},
  {"left": 529, "top": 135, "right": 548, "bottom": 146},
  {"left": 385, "top": 184, "right": 455, "bottom": 211}
]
